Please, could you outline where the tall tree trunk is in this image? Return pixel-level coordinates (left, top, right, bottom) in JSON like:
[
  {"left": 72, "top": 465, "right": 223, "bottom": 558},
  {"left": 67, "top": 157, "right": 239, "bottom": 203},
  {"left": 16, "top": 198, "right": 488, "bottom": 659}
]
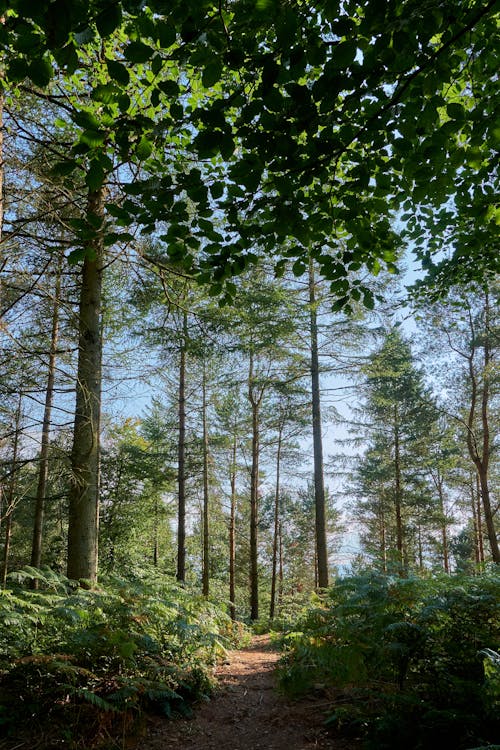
[
  {"left": 379, "top": 499, "right": 387, "bottom": 574},
  {"left": 476, "top": 473, "right": 485, "bottom": 563},
  {"left": 229, "top": 433, "right": 237, "bottom": 620},
  {"left": 269, "top": 425, "right": 283, "bottom": 620},
  {"left": 308, "top": 259, "right": 328, "bottom": 589},
  {"left": 153, "top": 495, "right": 159, "bottom": 566},
  {"left": 1, "top": 396, "right": 21, "bottom": 588},
  {"left": 465, "top": 291, "right": 499, "bottom": 563},
  {"left": 0, "top": 66, "right": 4, "bottom": 282},
  {"left": 248, "top": 351, "right": 262, "bottom": 621},
  {"left": 437, "top": 475, "right": 450, "bottom": 574},
  {"left": 417, "top": 522, "right": 424, "bottom": 571},
  {"left": 470, "top": 475, "right": 481, "bottom": 565},
  {"left": 31, "top": 254, "right": 62, "bottom": 578},
  {"left": 278, "top": 520, "right": 284, "bottom": 610},
  {"left": 202, "top": 360, "right": 210, "bottom": 597},
  {"left": 176, "top": 310, "right": 187, "bottom": 583},
  {"left": 393, "top": 405, "right": 405, "bottom": 575},
  {"left": 67, "top": 187, "right": 105, "bottom": 583}
]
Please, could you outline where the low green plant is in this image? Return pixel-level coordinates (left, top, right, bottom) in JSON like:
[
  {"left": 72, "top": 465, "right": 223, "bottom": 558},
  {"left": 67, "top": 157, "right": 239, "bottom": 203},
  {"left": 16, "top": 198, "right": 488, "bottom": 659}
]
[
  {"left": 277, "top": 571, "right": 500, "bottom": 750},
  {"left": 0, "top": 566, "right": 249, "bottom": 748}
]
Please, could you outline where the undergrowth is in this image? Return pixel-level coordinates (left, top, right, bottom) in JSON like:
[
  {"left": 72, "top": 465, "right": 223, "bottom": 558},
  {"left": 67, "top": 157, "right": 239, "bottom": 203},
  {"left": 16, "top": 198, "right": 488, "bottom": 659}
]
[
  {"left": 277, "top": 571, "right": 500, "bottom": 750},
  {"left": 0, "top": 566, "right": 249, "bottom": 749}
]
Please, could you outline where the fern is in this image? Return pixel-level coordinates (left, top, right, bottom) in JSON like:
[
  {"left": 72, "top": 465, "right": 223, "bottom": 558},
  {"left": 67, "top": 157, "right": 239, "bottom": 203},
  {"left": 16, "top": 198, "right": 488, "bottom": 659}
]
[{"left": 73, "top": 687, "right": 119, "bottom": 712}]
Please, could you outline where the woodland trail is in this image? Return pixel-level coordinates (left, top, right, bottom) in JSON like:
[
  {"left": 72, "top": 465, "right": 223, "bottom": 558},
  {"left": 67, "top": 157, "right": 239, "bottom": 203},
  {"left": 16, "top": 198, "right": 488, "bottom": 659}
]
[{"left": 141, "top": 635, "right": 359, "bottom": 750}]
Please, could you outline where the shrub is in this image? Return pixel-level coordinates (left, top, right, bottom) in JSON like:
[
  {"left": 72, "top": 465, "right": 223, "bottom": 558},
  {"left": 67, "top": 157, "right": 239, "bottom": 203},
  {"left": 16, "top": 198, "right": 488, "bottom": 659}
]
[
  {"left": 0, "top": 566, "right": 249, "bottom": 748},
  {"left": 278, "top": 571, "right": 500, "bottom": 749}
]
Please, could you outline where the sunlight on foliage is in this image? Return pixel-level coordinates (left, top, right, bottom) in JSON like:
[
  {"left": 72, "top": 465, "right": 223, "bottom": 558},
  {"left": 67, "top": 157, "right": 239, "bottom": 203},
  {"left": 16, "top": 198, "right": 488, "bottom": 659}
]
[
  {"left": 277, "top": 572, "right": 500, "bottom": 750},
  {"left": 0, "top": 567, "right": 249, "bottom": 747}
]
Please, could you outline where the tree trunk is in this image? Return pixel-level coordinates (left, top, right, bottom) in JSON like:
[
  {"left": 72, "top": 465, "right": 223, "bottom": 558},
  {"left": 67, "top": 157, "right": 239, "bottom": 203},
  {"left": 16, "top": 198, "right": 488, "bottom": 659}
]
[
  {"left": 470, "top": 475, "right": 480, "bottom": 565},
  {"left": 393, "top": 405, "right": 405, "bottom": 575},
  {"left": 66, "top": 187, "right": 105, "bottom": 583},
  {"left": 0, "top": 68, "right": 4, "bottom": 287},
  {"left": 465, "top": 290, "right": 499, "bottom": 563},
  {"left": 308, "top": 259, "right": 328, "bottom": 589},
  {"left": 1, "top": 396, "right": 22, "bottom": 588},
  {"left": 31, "top": 254, "right": 62, "bottom": 579},
  {"left": 248, "top": 351, "right": 261, "bottom": 621},
  {"left": 379, "top": 500, "right": 387, "bottom": 573},
  {"left": 476, "top": 473, "right": 485, "bottom": 563},
  {"left": 176, "top": 311, "right": 187, "bottom": 583},
  {"left": 269, "top": 425, "right": 283, "bottom": 620},
  {"left": 229, "top": 433, "right": 237, "bottom": 620},
  {"left": 437, "top": 475, "right": 450, "bottom": 574},
  {"left": 153, "top": 495, "right": 159, "bottom": 566},
  {"left": 278, "top": 520, "right": 284, "bottom": 610},
  {"left": 202, "top": 361, "right": 210, "bottom": 597}
]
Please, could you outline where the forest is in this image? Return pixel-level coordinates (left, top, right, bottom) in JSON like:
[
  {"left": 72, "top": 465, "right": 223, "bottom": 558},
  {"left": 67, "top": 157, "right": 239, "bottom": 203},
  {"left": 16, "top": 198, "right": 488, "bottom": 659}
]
[{"left": 0, "top": 0, "right": 498, "bottom": 748}]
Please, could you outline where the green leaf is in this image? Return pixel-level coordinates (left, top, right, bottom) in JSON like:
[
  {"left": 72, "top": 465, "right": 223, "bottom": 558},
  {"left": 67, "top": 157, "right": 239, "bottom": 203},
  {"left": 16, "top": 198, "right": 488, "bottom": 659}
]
[
  {"left": 170, "top": 102, "right": 184, "bottom": 119},
  {"left": 333, "top": 40, "right": 357, "bottom": 68},
  {"left": 136, "top": 135, "right": 153, "bottom": 160},
  {"left": 73, "top": 109, "right": 101, "bottom": 130},
  {"left": 446, "top": 103, "right": 466, "bottom": 121},
  {"left": 96, "top": 3, "right": 122, "bottom": 37},
  {"left": 6, "top": 58, "right": 30, "bottom": 82},
  {"left": 124, "top": 41, "right": 154, "bottom": 63},
  {"left": 28, "top": 58, "right": 53, "bottom": 87},
  {"left": 80, "top": 130, "right": 107, "bottom": 147},
  {"left": 210, "top": 182, "right": 224, "bottom": 199},
  {"left": 292, "top": 260, "right": 306, "bottom": 276},
  {"left": 68, "top": 247, "right": 88, "bottom": 264},
  {"left": 106, "top": 59, "right": 130, "bottom": 85},
  {"left": 51, "top": 160, "right": 79, "bottom": 177},
  {"left": 86, "top": 160, "right": 106, "bottom": 191},
  {"left": 91, "top": 83, "right": 118, "bottom": 104},
  {"left": 202, "top": 60, "right": 223, "bottom": 88},
  {"left": 158, "top": 80, "right": 180, "bottom": 97},
  {"left": 157, "top": 20, "right": 176, "bottom": 48},
  {"left": 363, "top": 289, "right": 375, "bottom": 309}
]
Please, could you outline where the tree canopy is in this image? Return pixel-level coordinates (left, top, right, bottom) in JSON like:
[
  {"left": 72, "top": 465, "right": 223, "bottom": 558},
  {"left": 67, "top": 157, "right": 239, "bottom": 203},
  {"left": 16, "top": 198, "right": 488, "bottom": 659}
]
[{"left": 2, "top": 0, "right": 498, "bottom": 304}]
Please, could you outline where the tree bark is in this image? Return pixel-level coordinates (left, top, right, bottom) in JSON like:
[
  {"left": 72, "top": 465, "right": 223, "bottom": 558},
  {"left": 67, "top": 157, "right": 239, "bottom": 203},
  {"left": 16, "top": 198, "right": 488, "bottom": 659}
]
[
  {"left": 153, "top": 494, "right": 159, "bottom": 566},
  {"left": 269, "top": 424, "right": 283, "bottom": 620},
  {"left": 229, "top": 433, "right": 237, "bottom": 620},
  {"left": 248, "top": 351, "right": 262, "bottom": 621},
  {"left": 66, "top": 187, "right": 105, "bottom": 583},
  {"left": 465, "top": 291, "right": 499, "bottom": 563},
  {"left": 30, "top": 254, "right": 62, "bottom": 578},
  {"left": 437, "top": 474, "right": 450, "bottom": 574},
  {"left": 176, "top": 310, "right": 187, "bottom": 583},
  {"left": 278, "top": 519, "right": 284, "bottom": 609},
  {"left": 1, "top": 396, "right": 21, "bottom": 588},
  {"left": 379, "top": 499, "right": 387, "bottom": 573},
  {"left": 393, "top": 405, "right": 405, "bottom": 575},
  {"left": 202, "top": 360, "right": 210, "bottom": 597},
  {"left": 309, "top": 259, "right": 328, "bottom": 589},
  {"left": 475, "top": 473, "right": 485, "bottom": 563}
]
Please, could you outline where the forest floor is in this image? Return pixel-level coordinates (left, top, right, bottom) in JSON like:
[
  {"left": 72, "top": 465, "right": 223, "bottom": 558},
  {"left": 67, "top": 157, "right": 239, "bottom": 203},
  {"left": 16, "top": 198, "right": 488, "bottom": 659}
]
[{"left": 140, "top": 635, "right": 361, "bottom": 750}]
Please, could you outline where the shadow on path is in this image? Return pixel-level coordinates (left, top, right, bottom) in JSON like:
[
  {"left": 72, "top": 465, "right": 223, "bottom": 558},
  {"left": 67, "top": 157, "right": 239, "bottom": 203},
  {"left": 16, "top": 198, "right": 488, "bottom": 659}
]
[{"left": 141, "top": 635, "right": 359, "bottom": 750}]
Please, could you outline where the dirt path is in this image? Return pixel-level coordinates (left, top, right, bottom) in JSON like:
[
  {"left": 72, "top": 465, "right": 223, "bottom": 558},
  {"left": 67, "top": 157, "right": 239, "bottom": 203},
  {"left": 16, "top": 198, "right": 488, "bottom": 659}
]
[{"left": 141, "top": 636, "right": 358, "bottom": 750}]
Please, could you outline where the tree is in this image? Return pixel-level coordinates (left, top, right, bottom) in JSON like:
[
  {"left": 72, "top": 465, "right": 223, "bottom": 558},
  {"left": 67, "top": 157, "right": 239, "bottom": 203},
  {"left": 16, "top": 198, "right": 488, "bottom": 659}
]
[
  {"left": 2, "top": 0, "right": 498, "bottom": 586},
  {"left": 230, "top": 272, "right": 303, "bottom": 620},
  {"left": 416, "top": 283, "right": 499, "bottom": 563},
  {"left": 268, "top": 384, "right": 309, "bottom": 619},
  {"left": 99, "top": 413, "right": 175, "bottom": 571},
  {"left": 30, "top": 253, "right": 63, "bottom": 577},
  {"left": 353, "top": 329, "right": 438, "bottom": 573},
  {"left": 2, "top": 1, "right": 497, "bottom": 297},
  {"left": 308, "top": 258, "right": 329, "bottom": 588}
]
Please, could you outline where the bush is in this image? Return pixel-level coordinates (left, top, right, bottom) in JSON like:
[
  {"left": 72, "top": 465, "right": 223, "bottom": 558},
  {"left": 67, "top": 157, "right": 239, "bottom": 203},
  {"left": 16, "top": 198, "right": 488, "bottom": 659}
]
[
  {"left": 277, "top": 571, "right": 500, "bottom": 749},
  {"left": 0, "top": 566, "right": 249, "bottom": 748}
]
